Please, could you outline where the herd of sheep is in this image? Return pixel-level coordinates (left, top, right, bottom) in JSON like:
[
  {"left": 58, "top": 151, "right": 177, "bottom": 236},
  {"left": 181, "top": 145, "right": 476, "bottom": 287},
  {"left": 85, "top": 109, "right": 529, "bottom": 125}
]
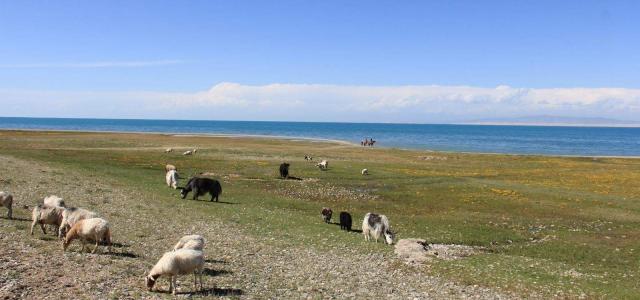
[{"left": 0, "top": 147, "right": 395, "bottom": 295}]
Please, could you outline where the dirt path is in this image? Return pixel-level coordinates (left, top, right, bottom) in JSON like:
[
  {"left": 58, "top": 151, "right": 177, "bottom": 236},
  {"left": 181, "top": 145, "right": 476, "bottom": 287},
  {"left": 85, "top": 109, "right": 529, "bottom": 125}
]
[{"left": 0, "top": 154, "right": 515, "bottom": 299}]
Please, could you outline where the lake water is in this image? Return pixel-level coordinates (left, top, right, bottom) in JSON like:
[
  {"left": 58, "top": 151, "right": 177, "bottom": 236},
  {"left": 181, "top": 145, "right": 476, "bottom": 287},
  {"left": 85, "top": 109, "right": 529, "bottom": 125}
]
[{"left": 0, "top": 117, "right": 639, "bottom": 156}]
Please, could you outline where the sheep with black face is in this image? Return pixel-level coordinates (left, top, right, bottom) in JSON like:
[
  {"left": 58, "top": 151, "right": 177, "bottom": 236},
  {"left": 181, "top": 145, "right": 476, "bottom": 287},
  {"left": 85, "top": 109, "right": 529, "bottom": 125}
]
[{"left": 179, "top": 177, "right": 222, "bottom": 202}]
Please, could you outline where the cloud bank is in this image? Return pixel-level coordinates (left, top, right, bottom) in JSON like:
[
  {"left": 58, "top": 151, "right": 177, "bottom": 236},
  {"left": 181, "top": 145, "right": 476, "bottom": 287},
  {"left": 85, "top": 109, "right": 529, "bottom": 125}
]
[{"left": 2, "top": 83, "right": 640, "bottom": 123}]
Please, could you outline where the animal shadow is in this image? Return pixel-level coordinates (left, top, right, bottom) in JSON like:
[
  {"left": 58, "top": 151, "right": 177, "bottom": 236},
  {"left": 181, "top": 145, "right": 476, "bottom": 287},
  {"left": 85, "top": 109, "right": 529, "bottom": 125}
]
[
  {"left": 330, "top": 222, "right": 362, "bottom": 233},
  {"left": 205, "top": 258, "right": 227, "bottom": 264},
  {"left": 197, "top": 287, "right": 244, "bottom": 296},
  {"left": 203, "top": 268, "right": 232, "bottom": 277},
  {"left": 2, "top": 216, "right": 30, "bottom": 222},
  {"left": 108, "top": 250, "right": 138, "bottom": 258},
  {"left": 282, "top": 176, "right": 303, "bottom": 181}
]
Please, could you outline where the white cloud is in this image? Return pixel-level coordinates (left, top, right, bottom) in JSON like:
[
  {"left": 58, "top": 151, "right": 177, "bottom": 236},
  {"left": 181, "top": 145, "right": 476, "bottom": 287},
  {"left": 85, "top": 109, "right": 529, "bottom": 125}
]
[
  {"left": 2, "top": 83, "right": 640, "bottom": 123},
  {"left": 0, "top": 60, "right": 184, "bottom": 69}
]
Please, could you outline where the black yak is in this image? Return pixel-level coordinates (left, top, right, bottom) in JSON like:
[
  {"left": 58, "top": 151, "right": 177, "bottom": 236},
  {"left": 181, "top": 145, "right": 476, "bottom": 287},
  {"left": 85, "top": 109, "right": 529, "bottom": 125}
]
[{"left": 179, "top": 177, "right": 222, "bottom": 202}]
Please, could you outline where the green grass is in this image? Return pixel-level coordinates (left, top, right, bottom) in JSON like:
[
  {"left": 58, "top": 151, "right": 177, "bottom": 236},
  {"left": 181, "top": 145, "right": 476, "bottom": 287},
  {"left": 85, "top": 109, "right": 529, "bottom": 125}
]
[{"left": 1, "top": 130, "right": 639, "bottom": 298}]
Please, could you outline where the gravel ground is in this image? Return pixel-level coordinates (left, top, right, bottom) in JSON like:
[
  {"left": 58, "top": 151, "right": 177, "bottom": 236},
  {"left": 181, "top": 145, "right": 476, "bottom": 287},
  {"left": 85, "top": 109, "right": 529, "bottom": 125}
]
[{"left": 0, "top": 154, "right": 518, "bottom": 299}]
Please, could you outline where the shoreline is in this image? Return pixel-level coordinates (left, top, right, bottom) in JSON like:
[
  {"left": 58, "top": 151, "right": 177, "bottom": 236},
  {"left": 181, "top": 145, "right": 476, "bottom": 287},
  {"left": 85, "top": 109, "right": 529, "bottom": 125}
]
[{"left": 1, "top": 128, "right": 638, "bottom": 159}]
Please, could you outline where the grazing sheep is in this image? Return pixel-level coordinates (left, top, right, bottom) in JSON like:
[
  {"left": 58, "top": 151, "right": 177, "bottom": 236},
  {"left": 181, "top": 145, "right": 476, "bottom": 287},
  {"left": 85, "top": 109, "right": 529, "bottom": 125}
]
[
  {"left": 362, "top": 213, "right": 395, "bottom": 245},
  {"left": 183, "top": 150, "right": 193, "bottom": 156},
  {"left": 279, "top": 163, "right": 290, "bottom": 179},
  {"left": 304, "top": 155, "right": 313, "bottom": 161},
  {"left": 361, "top": 168, "right": 369, "bottom": 176},
  {"left": 321, "top": 207, "right": 333, "bottom": 223},
  {"left": 58, "top": 207, "right": 99, "bottom": 238},
  {"left": 173, "top": 234, "right": 205, "bottom": 251},
  {"left": 179, "top": 177, "right": 222, "bottom": 202},
  {"left": 165, "top": 148, "right": 173, "bottom": 153},
  {"left": 43, "top": 195, "right": 66, "bottom": 207},
  {"left": 62, "top": 218, "right": 111, "bottom": 254},
  {"left": 166, "top": 170, "right": 179, "bottom": 189},
  {"left": 145, "top": 249, "right": 204, "bottom": 295},
  {"left": 30, "top": 204, "right": 64, "bottom": 235},
  {"left": 339, "top": 212, "right": 352, "bottom": 231},
  {"left": 165, "top": 164, "right": 177, "bottom": 172},
  {"left": 316, "top": 160, "right": 329, "bottom": 170},
  {"left": 0, "top": 191, "right": 13, "bottom": 219}
]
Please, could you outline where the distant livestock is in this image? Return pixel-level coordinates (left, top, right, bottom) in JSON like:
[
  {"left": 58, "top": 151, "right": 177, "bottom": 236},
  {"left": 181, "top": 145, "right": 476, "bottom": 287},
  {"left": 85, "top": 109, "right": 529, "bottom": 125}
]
[
  {"left": 179, "top": 177, "right": 222, "bottom": 202},
  {"left": 0, "top": 191, "right": 13, "bottom": 219},
  {"left": 339, "top": 212, "right": 352, "bottom": 231},
  {"left": 279, "top": 163, "right": 290, "bottom": 179},
  {"left": 31, "top": 204, "right": 64, "bottom": 236},
  {"left": 183, "top": 149, "right": 197, "bottom": 156},
  {"left": 165, "top": 164, "right": 177, "bottom": 172},
  {"left": 165, "top": 148, "right": 173, "bottom": 153},
  {"left": 146, "top": 249, "right": 204, "bottom": 295},
  {"left": 316, "top": 160, "right": 329, "bottom": 170},
  {"left": 321, "top": 207, "right": 333, "bottom": 223},
  {"left": 362, "top": 213, "right": 395, "bottom": 245},
  {"left": 173, "top": 234, "right": 205, "bottom": 251},
  {"left": 62, "top": 217, "right": 111, "bottom": 254},
  {"left": 304, "top": 155, "right": 313, "bottom": 161},
  {"left": 43, "top": 195, "right": 65, "bottom": 207},
  {"left": 166, "top": 170, "right": 179, "bottom": 189},
  {"left": 361, "top": 168, "right": 369, "bottom": 175}
]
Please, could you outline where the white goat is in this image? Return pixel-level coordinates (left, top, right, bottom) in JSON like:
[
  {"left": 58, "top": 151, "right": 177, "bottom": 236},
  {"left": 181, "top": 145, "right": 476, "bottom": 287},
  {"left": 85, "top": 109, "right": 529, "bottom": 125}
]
[
  {"left": 361, "top": 168, "right": 369, "bottom": 175},
  {"left": 166, "top": 170, "right": 179, "bottom": 189},
  {"left": 362, "top": 213, "right": 395, "bottom": 245},
  {"left": 43, "top": 195, "right": 66, "bottom": 207},
  {"left": 62, "top": 218, "right": 111, "bottom": 254},
  {"left": 145, "top": 249, "right": 204, "bottom": 295},
  {"left": 31, "top": 204, "right": 64, "bottom": 235},
  {"left": 0, "top": 191, "right": 13, "bottom": 219},
  {"left": 316, "top": 160, "right": 329, "bottom": 170},
  {"left": 58, "top": 207, "right": 99, "bottom": 238},
  {"left": 173, "top": 234, "right": 205, "bottom": 251}
]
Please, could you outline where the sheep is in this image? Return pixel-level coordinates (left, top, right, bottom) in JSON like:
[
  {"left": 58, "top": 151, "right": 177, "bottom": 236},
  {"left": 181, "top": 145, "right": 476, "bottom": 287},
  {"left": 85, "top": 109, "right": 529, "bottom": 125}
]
[
  {"left": 339, "top": 211, "right": 352, "bottom": 231},
  {"left": 62, "top": 217, "right": 111, "bottom": 254},
  {"left": 316, "top": 160, "right": 329, "bottom": 170},
  {"left": 173, "top": 234, "right": 205, "bottom": 251},
  {"left": 43, "top": 195, "right": 66, "bottom": 207},
  {"left": 362, "top": 213, "right": 395, "bottom": 245},
  {"left": 30, "top": 204, "right": 64, "bottom": 236},
  {"left": 165, "top": 148, "right": 173, "bottom": 153},
  {"left": 166, "top": 170, "right": 179, "bottom": 189},
  {"left": 304, "top": 155, "right": 313, "bottom": 161},
  {"left": 183, "top": 150, "right": 193, "bottom": 156},
  {"left": 361, "top": 168, "right": 369, "bottom": 176},
  {"left": 321, "top": 207, "right": 333, "bottom": 223},
  {"left": 0, "top": 191, "right": 13, "bottom": 219},
  {"left": 279, "top": 162, "right": 290, "bottom": 179},
  {"left": 145, "top": 249, "right": 204, "bottom": 295},
  {"left": 179, "top": 177, "right": 222, "bottom": 202},
  {"left": 165, "top": 164, "right": 177, "bottom": 172},
  {"left": 58, "top": 207, "right": 99, "bottom": 238}
]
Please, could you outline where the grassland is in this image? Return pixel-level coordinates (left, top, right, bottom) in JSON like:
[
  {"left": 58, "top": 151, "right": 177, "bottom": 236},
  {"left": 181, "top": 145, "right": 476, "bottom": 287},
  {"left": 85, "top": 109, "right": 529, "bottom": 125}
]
[{"left": 0, "top": 130, "right": 639, "bottom": 298}]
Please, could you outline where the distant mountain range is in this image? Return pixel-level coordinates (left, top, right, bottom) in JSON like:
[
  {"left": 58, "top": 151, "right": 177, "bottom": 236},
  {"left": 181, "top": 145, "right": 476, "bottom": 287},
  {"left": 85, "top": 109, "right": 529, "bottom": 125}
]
[{"left": 462, "top": 116, "right": 640, "bottom": 127}]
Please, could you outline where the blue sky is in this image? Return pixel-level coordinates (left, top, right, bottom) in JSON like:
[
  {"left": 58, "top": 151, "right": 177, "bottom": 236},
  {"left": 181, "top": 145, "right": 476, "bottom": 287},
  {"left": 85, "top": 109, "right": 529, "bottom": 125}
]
[{"left": 0, "top": 1, "right": 639, "bottom": 122}]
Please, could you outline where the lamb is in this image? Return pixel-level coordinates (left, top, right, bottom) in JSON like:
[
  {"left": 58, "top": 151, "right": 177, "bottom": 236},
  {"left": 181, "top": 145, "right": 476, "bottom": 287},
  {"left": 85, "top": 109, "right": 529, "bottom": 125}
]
[
  {"left": 316, "top": 160, "right": 329, "bottom": 170},
  {"left": 279, "top": 163, "right": 290, "bottom": 179},
  {"left": 173, "top": 234, "right": 205, "bottom": 251},
  {"left": 0, "top": 191, "right": 13, "bottom": 219},
  {"left": 165, "top": 164, "right": 177, "bottom": 172},
  {"left": 43, "top": 195, "right": 66, "bottom": 207},
  {"left": 58, "top": 207, "right": 99, "bottom": 238},
  {"left": 62, "top": 218, "right": 111, "bottom": 254},
  {"left": 362, "top": 213, "right": 395, "bottom": 245},
  {"left": 166, "top": 169, "right": 179, "bottom": 189},
  {"left": 361, "top": 168, "right": 369, "bottom": 175},
  {"left": 179, "top": 177, "right": 222, "bottom": 202},
  {"left": 321, "top": 207, "right": 333, "bottom": 223},
  {"left": 30, "top": 204, "right": 64, "bottom": 235},
  {"left": 165, "top": 148, "right": 173, "bottom": 153},
  {"left": 339, "top": 211, "right": 352, "bottom": 231},
  {"left": 145, "top": 249, "right": 204, "bottom": 295}
]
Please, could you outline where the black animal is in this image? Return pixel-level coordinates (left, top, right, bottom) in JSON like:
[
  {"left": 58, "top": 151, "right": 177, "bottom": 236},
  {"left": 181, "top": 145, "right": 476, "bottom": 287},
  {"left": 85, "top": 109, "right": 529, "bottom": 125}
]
[
  {"left": 321, "top": 207, "right": 332, "bottom": 223},
  {"left": 339, "top": 212, "right": 352, "bottom": 231},
  {"left": 179, "top": 177, "right": 222, "bottom": 202},
  {"left": 279, "top": 163, "right": 290, "bottom": 179}
]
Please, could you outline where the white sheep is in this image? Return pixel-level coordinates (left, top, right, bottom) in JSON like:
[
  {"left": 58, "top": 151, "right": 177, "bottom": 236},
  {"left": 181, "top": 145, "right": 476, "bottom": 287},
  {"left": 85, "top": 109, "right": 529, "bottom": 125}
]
[
  {"left": 165, "top": 148, "right": 173, "bottom": 153},
  {"left": 43, "top": 195, "right": 66, "bottom": 207},
  {"left": 145, "top": 249, "right": 204, "bottom": 295},
  {"left": 62, "top": 218, "right": 111, "bottom": 254},
  {"left": 31, "top": 204, "right": 64, "bottom": 236},
  {"left": 58, "top": 207, "right": 99, "bottom": 238},
  {"left": 183, "top": 150, "right": 193, "bottom": 156},
  {"left": 316, "top": 160, "right": 329, "bottom": 170},
  {"left": 165, "top": 170, "right": 179, "bottom": 189},
  {"left": 361, "top": 168, "right": 369, "bottom": 175},
  {"left": 173, "top": 234, "right": 205, "bottom": 251},
  {"left": 165, "top": 164, "right": 177, "bottom": 172},
  {"left": 0, "top": 191, "right": 13, "bottom": 219}
]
